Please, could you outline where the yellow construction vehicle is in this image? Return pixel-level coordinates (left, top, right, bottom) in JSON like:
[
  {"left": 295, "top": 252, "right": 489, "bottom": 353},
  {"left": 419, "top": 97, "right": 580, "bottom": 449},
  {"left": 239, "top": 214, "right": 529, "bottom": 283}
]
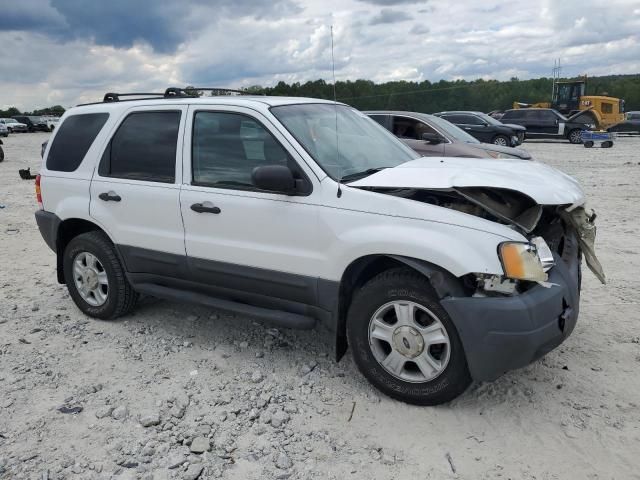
[{"left": 513, "top": 76, "right": 625, "bottom": 130}]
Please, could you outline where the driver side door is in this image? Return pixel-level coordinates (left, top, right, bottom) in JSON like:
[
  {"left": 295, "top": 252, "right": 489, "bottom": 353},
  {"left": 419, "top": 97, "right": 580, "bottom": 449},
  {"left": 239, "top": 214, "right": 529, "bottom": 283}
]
[{"left": 179, "top": 106, "right": 323, "bottom": 305}]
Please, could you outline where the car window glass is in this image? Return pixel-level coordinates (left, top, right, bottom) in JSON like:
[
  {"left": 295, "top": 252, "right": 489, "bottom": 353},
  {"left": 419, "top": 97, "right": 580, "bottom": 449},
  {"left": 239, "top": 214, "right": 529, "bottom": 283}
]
[
  {"left": 392, "top": 116, "right": 435, "bottom": 139},
  {"left": 47, "top": 113, "right": 109, "bottom": 172},
  {"left": 461, "top": 115, "right": 484, "bottom": 125},
  {"left": 368, "top": 115, "right": 388, "bottom": 128},
  {"left": 192, "top": 111, "right": 294, "bottom": 190},
  {"left": 501, "top": 111, "right": 518, "bottom": 120},
  {"left": 99, "top": 111, "right": 180, "bottom": 183}
]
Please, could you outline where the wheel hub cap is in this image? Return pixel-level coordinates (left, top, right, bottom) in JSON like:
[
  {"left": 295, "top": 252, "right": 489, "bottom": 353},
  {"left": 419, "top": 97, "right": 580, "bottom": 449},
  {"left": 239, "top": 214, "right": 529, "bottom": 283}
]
[
  {"left": 72, "top": 251, "right": 108, "bottom": 307},
  {"left": 392, "top": 326, "right": 424, "bottom": 358},
  {"left": 368, "top": 300, "right": 451, "bottom": 383}
]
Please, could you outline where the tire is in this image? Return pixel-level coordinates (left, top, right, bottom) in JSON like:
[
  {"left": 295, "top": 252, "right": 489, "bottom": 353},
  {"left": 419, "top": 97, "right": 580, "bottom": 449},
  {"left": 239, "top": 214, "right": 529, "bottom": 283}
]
[
  {"left": 0, "top": 146, "right": 4, "bottom": 163},
  {"left": 347, "top": 268, "right": 471, "bottom": 405},
  {"left": 492, "top": 135, "right": 509, "bottom": 146},
  {"left": 584, "top": 141, "right": 594, "bottom": 148},
  {"left": 568, "top": 129, "right": 582, "bottom": 144},
  {"left": 63, "top": 231, "right": 138, "bottom": 320},
  {"left": 602, "top": 140, "right": 613, "bottom": 148}
]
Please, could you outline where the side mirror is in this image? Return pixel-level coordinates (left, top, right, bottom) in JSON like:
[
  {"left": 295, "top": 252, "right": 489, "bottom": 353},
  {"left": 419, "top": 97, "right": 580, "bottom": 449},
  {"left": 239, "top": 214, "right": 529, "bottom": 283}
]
[
  {"left": 422, "top": 132, "right": 444, "bottom": 144},
  {"left": 252, "top": 165, "right": 296, "bottom": 194}
]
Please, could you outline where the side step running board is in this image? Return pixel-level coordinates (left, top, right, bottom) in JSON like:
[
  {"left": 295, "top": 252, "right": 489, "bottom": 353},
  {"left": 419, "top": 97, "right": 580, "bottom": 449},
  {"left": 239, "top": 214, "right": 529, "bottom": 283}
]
[{"left": 134, "top": 283, "right": 316, "bottom": 330}]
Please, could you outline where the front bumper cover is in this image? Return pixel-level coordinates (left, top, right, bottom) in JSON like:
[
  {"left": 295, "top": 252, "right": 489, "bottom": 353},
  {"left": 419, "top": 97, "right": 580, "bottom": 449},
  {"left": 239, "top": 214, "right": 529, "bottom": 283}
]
[{"left": 441, "top": 252, "right": 580, "bottom": 382}]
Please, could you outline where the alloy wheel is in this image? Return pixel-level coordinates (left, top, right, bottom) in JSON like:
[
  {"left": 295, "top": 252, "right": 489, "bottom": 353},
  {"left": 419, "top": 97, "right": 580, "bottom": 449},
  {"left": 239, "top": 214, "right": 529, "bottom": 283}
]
[{"left": 368, "top": 300, "right": 451, "bottom": 383}]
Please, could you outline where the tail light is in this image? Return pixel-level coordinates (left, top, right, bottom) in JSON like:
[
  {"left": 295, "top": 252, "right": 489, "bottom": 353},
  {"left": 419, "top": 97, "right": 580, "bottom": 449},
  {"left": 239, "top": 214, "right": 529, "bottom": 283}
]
[{"left": 35, "top": 174, "right": 43, "bottom": 210}]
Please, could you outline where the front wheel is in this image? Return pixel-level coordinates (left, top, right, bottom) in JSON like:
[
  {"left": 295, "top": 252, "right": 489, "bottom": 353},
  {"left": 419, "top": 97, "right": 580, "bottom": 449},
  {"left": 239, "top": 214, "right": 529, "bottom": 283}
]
[
  {"left": 63, "top": 231, "right": 138, "bottom": 320},
  {"left": 568, "top": 129, "right": 583, "bottom": 144},
  {"left": 347, "top": 268, "right": 471, "bottom": 405},
  {"left": 492, "top": 135, "right": 509, "bottom": 146}
]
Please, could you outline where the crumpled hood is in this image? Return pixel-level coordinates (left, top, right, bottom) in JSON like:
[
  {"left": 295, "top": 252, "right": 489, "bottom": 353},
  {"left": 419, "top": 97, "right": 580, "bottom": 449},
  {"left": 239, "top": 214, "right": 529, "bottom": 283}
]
[{"left": 349, "top": 157, "right": 585, "bottom": 207}]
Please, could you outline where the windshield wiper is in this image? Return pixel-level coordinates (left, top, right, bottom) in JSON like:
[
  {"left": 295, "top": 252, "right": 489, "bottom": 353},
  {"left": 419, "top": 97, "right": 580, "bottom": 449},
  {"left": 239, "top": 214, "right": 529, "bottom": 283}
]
[{"left": 340, "top": 167, "right": 388, "bottom": 183}]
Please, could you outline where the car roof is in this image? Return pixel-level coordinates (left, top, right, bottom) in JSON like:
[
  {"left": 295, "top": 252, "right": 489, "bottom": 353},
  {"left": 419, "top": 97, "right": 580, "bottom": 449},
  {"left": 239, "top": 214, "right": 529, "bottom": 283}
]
[
  {"left": 363, "top": 110, "right": 437, "bottom": 121},
  {"left": 505, "top": 108, "right": 551, "bottom": 112},
  {"left": 72, "top": 96, "right": 342, "bottom": 113},
  {"left": 434, "top": 111, "right": 485, "bottom": 115}
]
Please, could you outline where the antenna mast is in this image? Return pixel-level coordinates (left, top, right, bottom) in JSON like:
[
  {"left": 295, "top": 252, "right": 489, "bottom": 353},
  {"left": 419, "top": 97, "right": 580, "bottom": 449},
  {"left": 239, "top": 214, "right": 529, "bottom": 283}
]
[{"left": 331, "top": 25, "right": 343, "bottom": 198}]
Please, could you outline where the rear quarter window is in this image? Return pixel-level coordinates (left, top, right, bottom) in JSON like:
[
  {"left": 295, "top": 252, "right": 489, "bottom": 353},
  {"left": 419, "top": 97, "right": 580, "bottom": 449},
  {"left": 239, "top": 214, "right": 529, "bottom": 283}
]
[{"left": 46, "top": 113, "right": 109, "bottom": 172}]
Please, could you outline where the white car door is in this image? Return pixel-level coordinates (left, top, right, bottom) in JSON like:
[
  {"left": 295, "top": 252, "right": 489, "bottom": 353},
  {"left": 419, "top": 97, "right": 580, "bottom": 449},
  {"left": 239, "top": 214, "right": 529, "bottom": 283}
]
[
  {"left": 90, "top": 105, "right": 188, "bottom": 276},
  {"left": 179, "top": 106, "right": 323, "bottom": 306}
]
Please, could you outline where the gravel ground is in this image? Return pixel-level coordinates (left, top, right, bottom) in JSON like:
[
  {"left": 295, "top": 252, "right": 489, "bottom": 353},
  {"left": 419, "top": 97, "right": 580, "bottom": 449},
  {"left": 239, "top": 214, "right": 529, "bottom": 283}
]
[{"left": 1, "top": 133, "right": 639, "bottom": 480}]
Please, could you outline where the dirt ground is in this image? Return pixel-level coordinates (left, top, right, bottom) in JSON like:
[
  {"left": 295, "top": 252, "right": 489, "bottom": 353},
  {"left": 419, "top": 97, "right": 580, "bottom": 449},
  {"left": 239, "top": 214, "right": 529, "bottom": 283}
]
[{"left": 1, "top": 132, "right": 639, "bottom": 480}]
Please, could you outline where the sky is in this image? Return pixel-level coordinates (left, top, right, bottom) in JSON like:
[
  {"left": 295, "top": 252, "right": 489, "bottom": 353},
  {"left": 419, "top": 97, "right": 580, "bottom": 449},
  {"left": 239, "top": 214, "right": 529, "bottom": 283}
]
[{"left": 1, "top": 0, "right": 639, "bottom": 110}]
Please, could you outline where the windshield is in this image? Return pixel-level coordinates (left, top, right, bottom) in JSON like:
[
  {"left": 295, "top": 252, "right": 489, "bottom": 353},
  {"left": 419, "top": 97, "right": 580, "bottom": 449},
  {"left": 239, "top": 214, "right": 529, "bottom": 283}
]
[
  {"left": 427, "top": 115, "right": 480, "bottom": 144},
  {"left": 271, "top": 104, "right": 420, "bottom": 180}
]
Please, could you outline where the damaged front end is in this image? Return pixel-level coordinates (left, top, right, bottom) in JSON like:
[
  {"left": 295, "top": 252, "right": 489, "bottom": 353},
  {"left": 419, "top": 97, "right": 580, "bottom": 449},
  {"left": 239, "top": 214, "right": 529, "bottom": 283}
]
[{"left": 358, "top": 185, "right": 606, "bottom": 291}]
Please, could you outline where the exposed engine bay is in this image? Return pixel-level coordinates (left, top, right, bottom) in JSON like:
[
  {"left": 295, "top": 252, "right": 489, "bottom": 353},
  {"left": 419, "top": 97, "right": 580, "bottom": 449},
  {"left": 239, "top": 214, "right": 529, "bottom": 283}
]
[{"left": 359, "top": 186, "right": 606, "bottom": 291}]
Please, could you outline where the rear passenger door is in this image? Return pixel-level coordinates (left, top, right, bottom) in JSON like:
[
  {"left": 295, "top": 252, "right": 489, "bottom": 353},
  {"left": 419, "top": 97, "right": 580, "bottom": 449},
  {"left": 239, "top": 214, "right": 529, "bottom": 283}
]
[{"left": 89, "top": 106, "right": 188, "bottom": 276}]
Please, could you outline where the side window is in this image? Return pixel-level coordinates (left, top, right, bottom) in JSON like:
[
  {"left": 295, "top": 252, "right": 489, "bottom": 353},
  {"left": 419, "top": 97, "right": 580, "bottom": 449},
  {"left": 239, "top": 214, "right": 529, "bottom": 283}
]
[
  {"left": 601, "top": 103, "right": 613, "bottom": 114},
  {"left": 463, "top": 115, "right": 485, "bottom": 125},
  {"left": 191, "top": 112, "right": 294, "bottom": 190},
  {"left": 99, "top": 111, "right": 181, "bottom": 183},
  {"left": 47, "top": 113, "right": 109, "bottom": 172},
  {"left": 392, "top": 116, "right": 435, "bottom": 140},
  {"left": 501, "top": 111, "right": 517, "bottom": 120}
]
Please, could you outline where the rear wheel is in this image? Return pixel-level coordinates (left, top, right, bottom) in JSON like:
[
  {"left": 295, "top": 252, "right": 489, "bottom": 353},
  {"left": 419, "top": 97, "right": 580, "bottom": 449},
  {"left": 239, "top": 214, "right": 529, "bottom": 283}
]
[
  {"left": 347, "top": 268, "right": 471, "bottom": 405},
  {"left": 492, "top": 135, "right": 509, "bottom": 146},
  {"left": 63, "top": 231, "right": 138, "bottom": 320},
  {"left": 568, "top": 129, "right": 583, "bottom": 144},
  {"left": 583, "top": 141, "right": 594, "bottom": 148}
]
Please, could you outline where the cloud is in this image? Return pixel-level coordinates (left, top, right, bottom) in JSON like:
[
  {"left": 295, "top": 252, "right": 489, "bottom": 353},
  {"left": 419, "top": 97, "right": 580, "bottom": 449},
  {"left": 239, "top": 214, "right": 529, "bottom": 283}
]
[
  {"left": 369, "top": 8, "right": 413, "bottom": 24},
  {"left": 0, "top": 0, "right": 638, "bottom": 110},
  {"left": 358, "top": 0, "right": 426, "bottom": 4},
  {"left": 0, "top": 0, "right": 303, "bottom": 53}
]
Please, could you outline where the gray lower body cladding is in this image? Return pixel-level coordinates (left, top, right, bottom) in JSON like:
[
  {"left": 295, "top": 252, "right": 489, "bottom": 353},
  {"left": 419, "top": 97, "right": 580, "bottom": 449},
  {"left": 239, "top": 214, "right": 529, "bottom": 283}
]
[{"left": 441, "top": 251, "right": 580, "bottom": 382}]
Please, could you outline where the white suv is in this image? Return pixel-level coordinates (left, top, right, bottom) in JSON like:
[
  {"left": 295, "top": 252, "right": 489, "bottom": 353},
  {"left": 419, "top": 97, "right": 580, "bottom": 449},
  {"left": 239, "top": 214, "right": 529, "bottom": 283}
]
[{"left": 35, "top": 90, "right": 604, "bottom": 405}]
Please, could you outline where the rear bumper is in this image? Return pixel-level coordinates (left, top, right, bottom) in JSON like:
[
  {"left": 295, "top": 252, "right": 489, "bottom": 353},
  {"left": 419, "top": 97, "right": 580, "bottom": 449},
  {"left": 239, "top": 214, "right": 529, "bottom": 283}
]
[
  {"left": 35, "top": 210, "right": 60, "bottom": 252},
  {"left": 442, "top": 253, "right": 580, "bottom": 382}
]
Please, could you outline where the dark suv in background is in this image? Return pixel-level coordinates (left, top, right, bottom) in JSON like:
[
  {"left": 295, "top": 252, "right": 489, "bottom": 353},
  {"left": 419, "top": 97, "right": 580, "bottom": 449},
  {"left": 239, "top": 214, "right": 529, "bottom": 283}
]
[
  {"left": 500, "top": 108, "right": 593, "bottom": 144},
  {"left": 434, "top": 111, "right": 525, "bottom": 146},
  {"left": 365, "top": 111, "right": 531, "bottom": 160},
  {"left": 12, "top": 116, "right": 49, "bottom": 132}
]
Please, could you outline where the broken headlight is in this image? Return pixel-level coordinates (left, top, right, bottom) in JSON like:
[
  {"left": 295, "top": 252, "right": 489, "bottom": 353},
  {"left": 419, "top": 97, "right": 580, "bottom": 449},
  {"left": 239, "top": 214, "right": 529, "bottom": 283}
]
[{"left": 498, "top": 241, "right": 547, "bottom": 282}]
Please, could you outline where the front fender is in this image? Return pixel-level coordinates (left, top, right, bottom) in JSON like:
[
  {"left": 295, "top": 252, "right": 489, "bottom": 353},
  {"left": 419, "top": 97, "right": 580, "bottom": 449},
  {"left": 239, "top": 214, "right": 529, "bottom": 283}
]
[{"left": 325, "top": 218, "right": 513, "bottom": 281}]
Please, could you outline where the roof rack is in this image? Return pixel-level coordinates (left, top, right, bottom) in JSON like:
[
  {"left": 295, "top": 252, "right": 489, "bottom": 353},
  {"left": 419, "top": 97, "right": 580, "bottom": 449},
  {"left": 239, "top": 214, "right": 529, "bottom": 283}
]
[{"left": 100, "top": 87, "right": 255, "bottom": 103}]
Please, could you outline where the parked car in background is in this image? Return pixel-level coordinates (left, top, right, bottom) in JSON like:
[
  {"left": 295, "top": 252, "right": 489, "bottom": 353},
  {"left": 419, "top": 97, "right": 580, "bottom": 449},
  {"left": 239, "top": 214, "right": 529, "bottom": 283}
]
[
  {"left": 607, "top": 111, "right": 640, "bottom": 133},
  {"left": 488, "top": 110, "right": 504, "bottom": 120},
  {"left": 0, "top": 122, "right": 8, "bottom": 137},
  {"left": 12, "top": 115, "right": 49, "bottom": 132},
  {"left": 365, "top": 111, "right": 531, "bottom": 160},
  {"left": 0, "top": 118, "right": 28, "bottom": 133},
  {"left": 41, "top": 116, "right": 60, "bottom": 131},
  {"left": 500, "top": 108, "right": 593, "bottom": 144},
  {"left": 434, "top": 111, "right": 526, "bottom": 146}
]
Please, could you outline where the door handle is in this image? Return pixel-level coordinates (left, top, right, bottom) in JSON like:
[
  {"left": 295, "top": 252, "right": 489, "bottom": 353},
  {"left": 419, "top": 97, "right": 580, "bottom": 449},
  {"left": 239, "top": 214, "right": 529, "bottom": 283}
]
[
  {"left": 191, "top": 203, "right": 221, "bottom": 214},
  {"left": 98, "top": 191, "right": 121, "bottom": 202}
]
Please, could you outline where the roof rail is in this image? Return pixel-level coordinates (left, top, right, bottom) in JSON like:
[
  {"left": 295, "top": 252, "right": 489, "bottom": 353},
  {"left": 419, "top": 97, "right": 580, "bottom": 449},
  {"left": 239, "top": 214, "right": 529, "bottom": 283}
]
[
  {"left": 103, "top": 92, "right": 166, "bottom": 102},
  {"left": 79, "top": 87, "right": 259, "bottom": 107}
]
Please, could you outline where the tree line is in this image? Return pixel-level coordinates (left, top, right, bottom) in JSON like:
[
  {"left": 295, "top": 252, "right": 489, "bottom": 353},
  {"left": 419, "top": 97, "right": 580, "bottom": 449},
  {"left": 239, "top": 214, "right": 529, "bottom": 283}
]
[
  {"left": 245, "top": 74, "right": 640, "bottom": 113},
  {"left": 2, "top": 74, "right": 638, "bottom": 118},
  {"left": 0, "top": 105, "right": 66, "bottom": 118}
]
